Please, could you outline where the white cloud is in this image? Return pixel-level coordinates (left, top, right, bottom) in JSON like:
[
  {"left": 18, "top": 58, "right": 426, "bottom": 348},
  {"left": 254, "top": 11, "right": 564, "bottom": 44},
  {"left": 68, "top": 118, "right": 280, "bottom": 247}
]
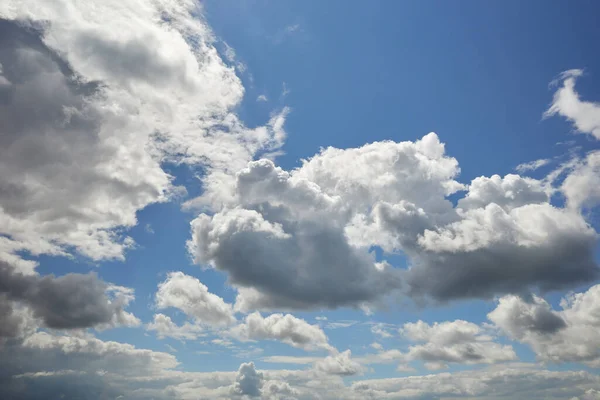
[
  {"left": 516, "top": 158, "right": 552, "bottom": 173},
  {"left": 371, "top": 323, "right": 394, "bottom": 339},
  {"left": 351, "top": 365, "right": 600, "bottom": 400},
  {"left": 326, "top": 320, "right": 358, "bottom": 329},
  {"left": 155, "top": 272, "right": 235, "bottom": 328},
  {"left": 257, "top": 94, "right": 268, "bottom": 102},
  {"left": 399, "top": 319, "right": 517, "bottom": 369},
  {"left": 314, "top": 350, "right": 364, "bottom": 376},
  {"left": 0, "top": 0, "right": 287, "bottom": 266},
  {"left": 231, "top": 362, "right": 263, "bottom": 397},
  {"left": 489, "top": 284, "right": 600, "bottom": 367},
  {"left": 561, "top": 150, "right": 600, "bottom": 209},
  {"left": 146, "top": 313, "right": 204, "bottom": 340},
  {"left": 545, "top": 69, "right": 600, "bottom": 140},
  {"left": 191, "top": 129, "right": 598, "bottom": 310},
  {"left": 230, "top": 312, "right": 334, "bottom": 352}
]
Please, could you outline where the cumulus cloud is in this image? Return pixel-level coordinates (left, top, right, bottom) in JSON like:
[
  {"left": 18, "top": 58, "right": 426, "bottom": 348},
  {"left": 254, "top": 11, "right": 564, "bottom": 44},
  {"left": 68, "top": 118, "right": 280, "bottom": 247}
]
[
  {"left": 230, "top": 312, "right": 334, "bottom": 352},
  {"left": 314, "top": 350, "right": 364, "bottom": 376},
  {"left": 489, "top": 284, "right": 600, "bottom": 367},
  {"left": 399, "top": 319, "right": 516, "bottom": 369},
  {"left": 0, "top": 261, "right": 138, "bottom": 331},
  {"left": 545, "top": 69, "right": 600, "bottom": 140},
  {"left": 190, "top": 128, "right": 599, "bottom": 309},
  {"left": 231, "top": 362, "right": 263, "bottom": 397},
  {"left": 0, "top": 0, "right": 287, "bottom": 265},
  {"left": 191, "top": 158, "right": 402, "bottom": 311},
  {"left": 561, "top": 150, "right": 600, "bottom": 209},
  {"left": 146, "top": 313, "right": 204, "bottom": 341},
  {"left": 155, "top": 272, "right": 235, "bottom": 328}
]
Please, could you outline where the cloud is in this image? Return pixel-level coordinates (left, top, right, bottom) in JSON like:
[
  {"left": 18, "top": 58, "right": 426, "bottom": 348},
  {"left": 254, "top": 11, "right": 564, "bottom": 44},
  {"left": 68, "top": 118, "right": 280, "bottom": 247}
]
[
  {"left": 230, "top": 312, "right": 334, "bottom": 352},
  {"left": 371, "top": 323, "right": 394, "bottom": 339},
  {"left": 314, "top": 350, "right": 364, "bottom": 376},
  {"left": 0, "top": 261, "right": 138, "bottom": 331},
  {"left": 545, "top": 69, "right": 600, "bottom": 140},
  {"left": 231, "top": 362, "right": 263, "bottom": 397},
  {"left": 409, "top": 200, "right": 598, "bottom": 301},
  {"left": 399, "top": 319, "right": 517, "bottom": 369},
  {"left": 0, "top": 0, "right": 287, "bottom": 266},
  {"left": 325, "top": 320, "right": 358, "bottom": 329},
  {"left": 351, "top": 365, "right": 600, "bottom": 400},
  {"left": 146, "top": 313, "right": 204, "bottom": 341},
  {"left": 489, "top": 284, "right": 600, "bottom": 367},
  {"left": 257, "top": 94, "right": 268, "bottom": 102},
  {"left": 191, "top": 130, "right": 599, "bottom": 310},
  {"left": 155, "top": 272, "right": 235, "bottom": 328},
  {"left": 191, "top": 158, "right": 402, "bottom": 311},
  {"left": 516, "top": 158, "right": 552, "bottom": 173},
  {"left": 561, "top": 150, "right": 600, "bottom": 209}
]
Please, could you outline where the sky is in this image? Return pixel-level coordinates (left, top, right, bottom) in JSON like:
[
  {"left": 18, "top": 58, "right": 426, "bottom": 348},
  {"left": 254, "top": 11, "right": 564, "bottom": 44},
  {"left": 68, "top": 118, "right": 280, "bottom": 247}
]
[{"left": 1, "top": 0, "right": 600, "bottom": 399}]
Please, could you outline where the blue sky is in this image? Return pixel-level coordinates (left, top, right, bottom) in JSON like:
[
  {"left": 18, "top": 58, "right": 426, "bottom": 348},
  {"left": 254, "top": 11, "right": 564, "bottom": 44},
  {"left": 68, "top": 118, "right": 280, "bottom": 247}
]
[{"left": 1, "top": 1, "right": 600, "bottom": 399}]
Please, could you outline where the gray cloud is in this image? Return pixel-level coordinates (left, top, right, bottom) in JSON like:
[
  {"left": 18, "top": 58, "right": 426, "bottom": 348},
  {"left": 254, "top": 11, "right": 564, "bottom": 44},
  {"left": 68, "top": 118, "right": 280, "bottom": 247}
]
[
  {"left": 0, "top": 262, "right": 138, "bottom": 330},
  {"left": 489, "top": 285, "right": 600, "bottom": 367}
]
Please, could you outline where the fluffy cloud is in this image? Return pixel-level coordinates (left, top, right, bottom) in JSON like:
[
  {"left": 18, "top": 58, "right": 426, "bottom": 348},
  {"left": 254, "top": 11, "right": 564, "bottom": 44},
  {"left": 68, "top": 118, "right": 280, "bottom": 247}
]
[
  {"left": 399, "top": 320, "right": 516, "bottom": 369},
  {"left": 192, "top": 130, "right": 598, "bottom": 309},
  {"left": 155, "top": 272, "right": 235, "bottom": 328},
  {"left": 314, "top": 350, "right": 364, "bottom": 376},
  {"left": 408, "top": 197, "right": 598, "bottom": 301},
  {"left": 231, "top": 362, "right": 263, "bottom": 397},
  {"left": 146, "top": 313, "right": 204, "bottom": 341},
  {"left": 191, "top": 159, "right": 402, "bottom": 311},
  {"left": 230, "top": 312, "right": 334, "bottom": 352},
  {"left": 0, "top": 0, "right": 286, "bottom": 265},
  {"left": 0, "top": 261, "right": 138, "bottom": 331},
  {"left": 1, "top": 331, "right": 598, "bottom": 400},
  {"left": 561, "top": 151, "right": 600, "bottom": 209},
  {"left": 489, "top": 284, "right": 600, "bottom": 367},
  {"left": 545, "top": 69, "right": 600, "bottom": 140}
]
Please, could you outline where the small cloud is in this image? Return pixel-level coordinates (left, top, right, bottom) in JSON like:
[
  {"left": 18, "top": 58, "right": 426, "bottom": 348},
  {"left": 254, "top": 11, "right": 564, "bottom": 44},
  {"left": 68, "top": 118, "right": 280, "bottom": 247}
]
[
  {"left": 256, "top": 94, "right": 268, "bottom": 102},
  {"left": 315, "top": 316, "right": 328, "bottom": 321},
  {"left": 273, "top": 23, "right": 302, "bottom": 45},
  {"left": 326, "top": 320, "right": 358, "bottom": 329},
  {"left": 145, "top": 223, "right": 154, "bottom": 234},
  {"left": 370, "top": 342, "right": 383, "bottom": 351},
  {"left": 165, "top": 344, "right": 177, "bottom": 353},
  {"left": 212, "top": 338, "right": 235, "bottom": 348},
  {"left": 371, "top": 323, "right": 394, "bottom": 339},
  {"left": 515, "top": 158, "right": 551, "bottom": 173},
  {"left": 282, "top": 82, "right": 290, "bottom": 98},
  {"left": 284, "top": 24, "right": 300, "bottom": 34}
]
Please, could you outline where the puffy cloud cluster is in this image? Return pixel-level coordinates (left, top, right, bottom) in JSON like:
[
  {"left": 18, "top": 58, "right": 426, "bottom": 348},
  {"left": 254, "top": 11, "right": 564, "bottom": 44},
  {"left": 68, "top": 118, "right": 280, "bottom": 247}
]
[
  {"left": 191, "top": 129, "right": 599, "bottom": 310},
  {"left": 398, "top": 319, "right": 516, "bottom": 370},
  {"left": 0, "top": 261, "right": 138, "bottom": 336},
  {"left": 0, "top": 0, "right": 286, "bottom": 265},
  {"left": 146, "top": 313, "right": 204, "bottom": 341},
  {"left": 1, "top": 334, "right": 598, "bottom": 400},
  {"left": 489, "top": 284, "right": 600, "bottom": 367},
  {"left": 155, "top": 272, "right": 235, "bottom": 328},
  {"left": 230, "top": 312, "right": 334, "bottom": 352},
  {"left": 314, "top": 350, "right": 364, "bottom": 376},
  {"left": 231, "top": 362, "right": 263, "bottom": 397}
]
